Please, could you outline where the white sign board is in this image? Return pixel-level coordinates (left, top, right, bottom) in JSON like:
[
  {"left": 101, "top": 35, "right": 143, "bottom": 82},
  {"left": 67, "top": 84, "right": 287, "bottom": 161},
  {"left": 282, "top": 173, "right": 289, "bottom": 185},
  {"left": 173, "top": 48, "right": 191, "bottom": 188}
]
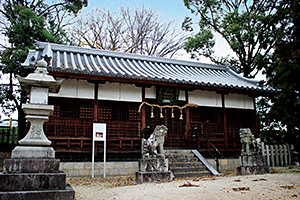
[
  {"left": 92, "top": 123, "right": 106, "bottom": 178},
  {"left": 93, "top": 123, "right": 106, "bottom": 141}
]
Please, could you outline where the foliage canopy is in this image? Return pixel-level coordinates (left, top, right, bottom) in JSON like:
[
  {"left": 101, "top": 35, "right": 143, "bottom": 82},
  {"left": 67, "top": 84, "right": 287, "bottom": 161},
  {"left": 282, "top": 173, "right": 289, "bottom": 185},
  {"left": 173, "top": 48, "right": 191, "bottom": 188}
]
[
  {"left": 183, "top": 0, "right": 279, "bottom": 78},
  {"left": 259, "top": 0, "right": 300, "bottom": 146},
  {"left": 0, "top": 0, "right": 87, "bottom": 136}
]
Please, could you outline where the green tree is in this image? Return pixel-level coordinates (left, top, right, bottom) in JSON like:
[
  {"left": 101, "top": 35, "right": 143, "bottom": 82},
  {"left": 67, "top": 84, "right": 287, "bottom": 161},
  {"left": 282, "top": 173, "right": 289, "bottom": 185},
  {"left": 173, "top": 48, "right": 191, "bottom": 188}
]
[
  {"left": 0, "top": 0, "right": 87, "bottom": 139},
  {"left": 183, "top": 0, "right": 278, "bottom": 78},
  {"left": 263, "top": 0, "right": 300, "bottom": 147}
]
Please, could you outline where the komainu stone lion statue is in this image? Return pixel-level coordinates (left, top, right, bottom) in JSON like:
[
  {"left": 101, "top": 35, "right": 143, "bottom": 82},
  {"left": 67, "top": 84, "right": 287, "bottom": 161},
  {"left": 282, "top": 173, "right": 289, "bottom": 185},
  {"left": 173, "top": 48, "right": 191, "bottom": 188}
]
[
  {"left": 239, "top": 128, "right": 261, "bottom": 156},
  {"left": 141, "top": 125, "right": 168, "bottom": 159}
]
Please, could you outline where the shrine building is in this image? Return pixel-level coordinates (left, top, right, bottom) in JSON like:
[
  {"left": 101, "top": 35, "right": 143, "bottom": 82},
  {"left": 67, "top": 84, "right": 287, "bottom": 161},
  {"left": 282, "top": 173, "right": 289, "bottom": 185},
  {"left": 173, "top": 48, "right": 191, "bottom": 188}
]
[{"left": 21, "top": 41, "right": 274, "bottom": 161}]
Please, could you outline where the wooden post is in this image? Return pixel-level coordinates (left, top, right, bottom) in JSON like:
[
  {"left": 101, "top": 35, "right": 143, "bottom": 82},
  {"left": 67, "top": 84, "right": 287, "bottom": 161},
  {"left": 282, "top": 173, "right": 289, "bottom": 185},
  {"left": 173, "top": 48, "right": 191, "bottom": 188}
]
[
  {"left": 93, "top": 83, "right": 98, "bottom": 157},
  {"left": 279, "top": 145, "right": 284, "bottom": 166},
  {"left": 253, "top": 97, "right": 259, "bottom": 138},
  {"left": 275, "top": 145, "right": 279, "bottom": 166},
  {"left": 94, "top": 83, "right": 98, "bottom": 122},
  {"left": 141, "top": 87, "right": 146, "bottom": 130},
  {"left": 287, "top": 144, "right": 292, "bottom": 165},
  {"left": 283, "top": 145, "right": 288, "bottom": 166},
  {"left": 266, "top": 144, "right": 270, "bottom": 167},
  {"left": 270, "top": 145, "right": 275, "bottom": 166},
  {"left": 185, "top": 90, "right": 190, "bottom": 139},
  {"left": 261, "top": 141, "right": 265, "bottom": 157},
  {"left": 222, "top": 94, "right": 228, "bottom": 152}
]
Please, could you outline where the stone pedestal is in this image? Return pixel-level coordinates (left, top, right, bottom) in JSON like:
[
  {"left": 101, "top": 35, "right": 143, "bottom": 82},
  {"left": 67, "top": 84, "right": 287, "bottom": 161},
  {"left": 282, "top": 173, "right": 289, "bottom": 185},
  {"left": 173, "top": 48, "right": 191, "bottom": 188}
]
[
  {"left": 0, "top": 147, "right": 75, "bottom": 200},
  {"left": 237, "top": 155, "right": 269, "bottom": 175},
  {"left": 135, "top": 158, "right": 173, "bottom": 184},
  {"left": 18, "top": 104, "right": 54, "bottom": 146}
]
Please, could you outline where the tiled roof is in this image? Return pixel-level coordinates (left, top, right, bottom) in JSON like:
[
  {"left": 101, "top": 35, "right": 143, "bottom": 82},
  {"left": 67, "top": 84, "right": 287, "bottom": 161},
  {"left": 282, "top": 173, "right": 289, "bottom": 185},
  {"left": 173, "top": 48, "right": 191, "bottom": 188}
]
[{"left": 22, "top": 41, "right": 273, "bottom": 93}]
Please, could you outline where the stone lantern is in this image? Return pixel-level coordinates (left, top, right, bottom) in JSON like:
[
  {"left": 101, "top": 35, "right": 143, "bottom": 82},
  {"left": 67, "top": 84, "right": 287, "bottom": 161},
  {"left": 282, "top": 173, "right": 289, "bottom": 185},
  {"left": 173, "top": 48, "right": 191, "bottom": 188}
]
[
  {"left": 17, "top": 58, "right": 63, "bottom": 146},
  {"left": 0, "top": 56, "right": 74, "bottom": 199}
]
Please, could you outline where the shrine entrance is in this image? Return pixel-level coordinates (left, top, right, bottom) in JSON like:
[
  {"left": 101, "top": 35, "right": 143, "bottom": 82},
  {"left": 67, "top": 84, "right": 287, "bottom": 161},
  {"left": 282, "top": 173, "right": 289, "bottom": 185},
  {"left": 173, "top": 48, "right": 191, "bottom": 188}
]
[{"left": 144, "top": 103, "right": 187, "bottom": 149}]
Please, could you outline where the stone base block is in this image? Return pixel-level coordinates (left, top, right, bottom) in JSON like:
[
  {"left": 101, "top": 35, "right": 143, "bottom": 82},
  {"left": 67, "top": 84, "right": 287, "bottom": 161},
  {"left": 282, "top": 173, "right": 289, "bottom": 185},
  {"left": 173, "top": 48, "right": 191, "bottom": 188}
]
[
  {"left": 0, "top": 172, "right": 66, "bottom": 191},
  {"left": 11, "top": 146, "right": 55, "bottom": 159},
  {"left": 3, "top": 159, "right": 60, "bottom": 173},
  {"left": 237, "top": 166, "right": 269, "bottom": 175},
  {"left": 239, "top": 155, "right": 265, "bottom": 167},
  {"left": 0, "top": 184, "right": 75, "bottom": 200},
  {"left": 138, "top": 158, "right": 168, "bottom": 172},
  {"left": 135, "top": 171, "right": 173, "bottom": 184}
]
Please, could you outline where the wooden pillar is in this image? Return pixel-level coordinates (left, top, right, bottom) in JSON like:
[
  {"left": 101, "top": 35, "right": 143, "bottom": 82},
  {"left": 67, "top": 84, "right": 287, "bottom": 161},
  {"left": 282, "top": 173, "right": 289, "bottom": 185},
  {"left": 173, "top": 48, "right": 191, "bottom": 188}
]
[
  {"left": 93, "top": 83, "right": 98, "bottom": 122},
  {"left": 222, "top": 93, "right": 228, "bottom": 152},
  {"left": 141, "top": 87, "right": 146, "bottom": 131},
  {"left": 185, "top": 90, "right": 190, "bottom": 139},
  {"left": 93, "top": 83, "right": 98, "bottom": 157},
  {"left": 253, "top": 97, "right": 259, "bottom": 138}
]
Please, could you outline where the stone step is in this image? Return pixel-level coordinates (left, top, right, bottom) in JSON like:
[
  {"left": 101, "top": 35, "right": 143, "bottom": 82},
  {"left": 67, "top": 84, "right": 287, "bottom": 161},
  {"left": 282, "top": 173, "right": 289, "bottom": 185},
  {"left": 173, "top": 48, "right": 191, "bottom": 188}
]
[
  {"left": 0, "top": 184, "right": 75, "bottom": 200},
  {"left": 165, "top": 149, "right": 215, "bottom": 178},
  {"left": 167, "top": 157, "right": 199, "bottom": 163},
  {"left": 0, "top": 172, "right": 66, "bottom": 191},
  {"left": 169, "top": 162, "right": 204, "bottom": 168},
  {"left": 172, "top": 171, "right": 211, "bottom": 178},
  {"left": 170, "top": 166, "right": 207, "bottom": 173},
  {"left": 165, "top": 150, "right": 192, "bottom": 154},
  {"left": 166, "top": 153, "right": 195, "bottom": 158}
]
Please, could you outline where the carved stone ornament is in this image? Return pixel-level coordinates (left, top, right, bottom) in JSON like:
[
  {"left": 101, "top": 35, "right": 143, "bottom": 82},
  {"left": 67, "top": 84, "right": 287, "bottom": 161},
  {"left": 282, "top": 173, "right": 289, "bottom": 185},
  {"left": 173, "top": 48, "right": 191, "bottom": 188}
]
[
  {"left": 239, "top": 128, "right": 262, "bottom": 156},
  {"left": 141, "top": 125, "right": 168, "bottom": 159}
]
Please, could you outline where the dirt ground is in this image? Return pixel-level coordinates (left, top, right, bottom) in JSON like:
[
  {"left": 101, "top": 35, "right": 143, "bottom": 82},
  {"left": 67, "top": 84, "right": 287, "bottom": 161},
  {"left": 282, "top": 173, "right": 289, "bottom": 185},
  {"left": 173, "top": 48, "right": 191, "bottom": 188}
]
[{"left": 68, "top": 167, "right": 300, "bottom": 200}]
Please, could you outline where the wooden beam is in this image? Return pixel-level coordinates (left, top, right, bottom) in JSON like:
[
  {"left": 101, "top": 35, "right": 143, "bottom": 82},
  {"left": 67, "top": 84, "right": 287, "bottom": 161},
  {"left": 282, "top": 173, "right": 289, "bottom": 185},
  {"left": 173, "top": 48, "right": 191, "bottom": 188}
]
[{"left": 222, "top": 93, "right": 228, "bottom": 152}]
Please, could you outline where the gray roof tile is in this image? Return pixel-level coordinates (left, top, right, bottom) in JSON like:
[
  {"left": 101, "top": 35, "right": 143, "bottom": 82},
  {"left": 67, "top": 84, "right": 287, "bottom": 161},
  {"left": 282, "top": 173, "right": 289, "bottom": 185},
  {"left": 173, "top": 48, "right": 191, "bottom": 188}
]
[{"left": 21, "top": 41, "right": 274, "bottom": 93}]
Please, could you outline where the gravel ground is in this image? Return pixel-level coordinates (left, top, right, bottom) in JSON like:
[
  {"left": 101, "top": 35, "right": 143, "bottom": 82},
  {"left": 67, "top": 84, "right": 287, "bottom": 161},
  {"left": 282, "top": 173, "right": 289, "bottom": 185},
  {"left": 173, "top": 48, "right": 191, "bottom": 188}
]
[{"left": 70, "top": 167, "right": 300, "bottom": 200}]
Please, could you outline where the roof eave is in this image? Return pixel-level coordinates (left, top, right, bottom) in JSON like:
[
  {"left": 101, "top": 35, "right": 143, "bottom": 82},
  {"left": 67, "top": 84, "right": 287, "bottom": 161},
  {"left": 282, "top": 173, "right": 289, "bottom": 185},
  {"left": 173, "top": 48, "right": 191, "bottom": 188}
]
[{"left": 48, "top": 70, "right": 274, "bottom": 97}]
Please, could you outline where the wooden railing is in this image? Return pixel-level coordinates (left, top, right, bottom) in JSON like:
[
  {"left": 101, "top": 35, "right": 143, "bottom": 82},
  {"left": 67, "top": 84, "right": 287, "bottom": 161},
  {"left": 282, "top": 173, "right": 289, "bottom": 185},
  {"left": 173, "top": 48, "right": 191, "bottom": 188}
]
[
  {"left": 261, "top": 142, "right": 292, "bottom": 167},
  {"left": 0, "top": 127, "right": 18, "bottom": 151}
]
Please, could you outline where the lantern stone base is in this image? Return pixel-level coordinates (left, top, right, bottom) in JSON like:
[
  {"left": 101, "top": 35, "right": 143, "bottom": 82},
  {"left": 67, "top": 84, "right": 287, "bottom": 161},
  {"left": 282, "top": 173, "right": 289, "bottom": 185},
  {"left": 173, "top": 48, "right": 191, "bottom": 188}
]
[
  {"left": 3, "top": 158, "right": 59, "bottom": 173},
  {"left": 18, "top": 104, "right": 54, "bottom": 146},
  {"left": 0, "top": 184, "right": 74, "bottom": 200},
  {"left": 237, "top": 155, "right": 269, "bottom": 175},
  {"left": 11, "top": 146, "right": 55, "bottom": 159},
  {"left": 0, "top": 146, "right": 75, "bottom": 200},
  {"left": 135, "top": 158, "right": 173, "bottom": 184}
]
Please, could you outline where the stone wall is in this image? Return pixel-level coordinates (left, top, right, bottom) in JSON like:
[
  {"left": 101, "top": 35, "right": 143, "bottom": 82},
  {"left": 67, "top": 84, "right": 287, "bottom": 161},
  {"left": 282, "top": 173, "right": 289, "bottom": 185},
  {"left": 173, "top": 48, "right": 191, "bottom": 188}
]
[
  {"left": 59, "top": 158, "right": 239, "bottom": 177},
  {"left": 207, "top": 158, "right": 240, "bottom": 171},
  {"left": 59, "top": 162, "right": 138, "bottom": 177}
]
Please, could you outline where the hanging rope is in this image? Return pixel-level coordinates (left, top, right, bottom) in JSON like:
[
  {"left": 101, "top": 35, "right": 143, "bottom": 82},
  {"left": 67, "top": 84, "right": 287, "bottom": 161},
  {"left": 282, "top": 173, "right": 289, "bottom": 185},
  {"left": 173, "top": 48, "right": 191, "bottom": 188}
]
[{"left": 138, "top": 102, "right": 198, "bottom": 120}]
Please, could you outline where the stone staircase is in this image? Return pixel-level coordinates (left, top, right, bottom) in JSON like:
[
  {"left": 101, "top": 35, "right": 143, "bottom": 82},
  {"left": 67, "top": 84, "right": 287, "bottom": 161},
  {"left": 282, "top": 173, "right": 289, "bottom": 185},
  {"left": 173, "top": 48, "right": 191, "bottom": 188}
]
[{"left": 165, "top": 149, "right": 219, "bottom": 178}]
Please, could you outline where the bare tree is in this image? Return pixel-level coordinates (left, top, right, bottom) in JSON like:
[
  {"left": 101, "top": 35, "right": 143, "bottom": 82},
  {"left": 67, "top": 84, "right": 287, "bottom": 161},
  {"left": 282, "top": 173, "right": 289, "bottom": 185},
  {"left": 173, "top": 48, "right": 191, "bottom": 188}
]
[{"left": 70, "top": 6, "right": 187, "bottom": 58}]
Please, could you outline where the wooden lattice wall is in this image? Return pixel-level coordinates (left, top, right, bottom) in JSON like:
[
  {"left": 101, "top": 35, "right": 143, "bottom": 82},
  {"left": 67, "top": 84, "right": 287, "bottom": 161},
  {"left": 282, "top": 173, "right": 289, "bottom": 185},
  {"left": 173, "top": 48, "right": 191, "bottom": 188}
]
[
  {"left": 44, "top": 97, "right": 141, "bottom": 153},
  {"left": 189, "top": 106, "right": 256, "bottom": 152},
  {"left": 44, "top": 97, "right": 257, "bottom": 156}
]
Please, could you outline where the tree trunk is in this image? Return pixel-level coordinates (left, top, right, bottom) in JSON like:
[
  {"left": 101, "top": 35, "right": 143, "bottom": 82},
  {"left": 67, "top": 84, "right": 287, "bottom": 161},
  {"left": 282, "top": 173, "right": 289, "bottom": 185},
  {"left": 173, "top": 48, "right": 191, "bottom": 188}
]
[{"left": 18, "top": 107, "right": 27, "bottom": 141}]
